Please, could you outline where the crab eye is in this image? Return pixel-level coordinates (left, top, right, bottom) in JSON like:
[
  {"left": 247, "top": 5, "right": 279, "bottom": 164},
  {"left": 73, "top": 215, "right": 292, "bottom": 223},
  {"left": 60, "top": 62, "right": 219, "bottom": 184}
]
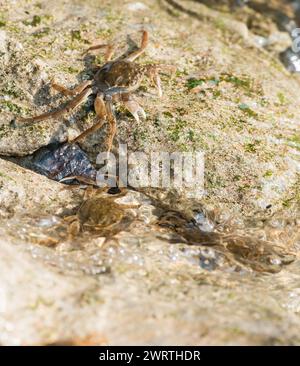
[{"left": 104, "top": 95, "right": 112, "bottom": 101}]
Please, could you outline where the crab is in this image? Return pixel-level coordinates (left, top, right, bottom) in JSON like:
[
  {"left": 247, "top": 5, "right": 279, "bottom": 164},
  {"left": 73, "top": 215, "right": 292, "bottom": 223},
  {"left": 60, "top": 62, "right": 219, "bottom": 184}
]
[
  {"left": 18, "top": 30, "right": 175, "bottom": 152},
  {"left": 65, "top": 187, "right": 139, "bottom": 238}
]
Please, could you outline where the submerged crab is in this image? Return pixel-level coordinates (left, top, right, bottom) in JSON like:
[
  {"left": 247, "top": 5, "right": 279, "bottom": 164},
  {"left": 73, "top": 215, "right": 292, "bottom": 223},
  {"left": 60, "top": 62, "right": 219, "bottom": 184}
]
[
  {"left": 18, "top": 30, "right": 175, "bottom": 151},
  {"left": 65, "top": 188, "right": 139, "bottom": 238}
]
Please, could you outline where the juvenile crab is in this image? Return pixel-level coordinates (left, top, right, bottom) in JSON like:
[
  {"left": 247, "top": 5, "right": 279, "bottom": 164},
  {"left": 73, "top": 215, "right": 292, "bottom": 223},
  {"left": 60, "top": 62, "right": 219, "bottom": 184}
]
[
  {"left": 65, "top": 187, "right": 139, "bottom": 238},
  {"left": 18, "top": 30, "right": 175, "bottom": 151}
]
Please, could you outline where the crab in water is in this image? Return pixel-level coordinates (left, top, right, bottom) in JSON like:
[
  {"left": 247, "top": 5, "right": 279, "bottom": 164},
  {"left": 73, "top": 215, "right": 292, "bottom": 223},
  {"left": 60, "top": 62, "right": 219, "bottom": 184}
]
[
  {"left": 18, "top": 30, "right": 175, "bottom": 152},
  {"left": 65, "top": 187, "right": 139, "bottom": 238}
]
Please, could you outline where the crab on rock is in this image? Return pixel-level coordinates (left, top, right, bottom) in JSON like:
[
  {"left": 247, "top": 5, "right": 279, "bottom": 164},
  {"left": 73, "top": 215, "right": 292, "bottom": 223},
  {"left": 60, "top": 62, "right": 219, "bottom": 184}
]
[{"left": 18, "top": 30, "right": 175, "bottom": 151}]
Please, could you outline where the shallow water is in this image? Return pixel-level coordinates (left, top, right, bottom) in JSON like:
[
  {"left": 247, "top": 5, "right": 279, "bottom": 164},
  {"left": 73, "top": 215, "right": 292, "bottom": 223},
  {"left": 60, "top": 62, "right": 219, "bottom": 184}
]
[
  {"left": 1, "top": 185, "right": 300, "bottom": 345},
  {"left": 4, "top": 186, "right": 299, "bottom": 279}
]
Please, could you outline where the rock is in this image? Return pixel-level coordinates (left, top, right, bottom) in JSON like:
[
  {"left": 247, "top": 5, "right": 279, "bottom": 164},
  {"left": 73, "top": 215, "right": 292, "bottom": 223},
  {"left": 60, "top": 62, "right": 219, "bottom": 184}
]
[
  {"left": 0, "top": 0, "right": 298, "bottom": 214},
  {"left": 280, "top": 47, "right": 300, "bottom": 72},
  {"left": 126, "top": 2, "right": 148, "bottom": 12},
  {"left": 0, "top": 237, "right": 102, "bottom": 345},
  {"left": 0, "top": 158, "right": 77, "bottom": 217},
  {"left": 0, "top": 0, "right": 300, "bottom": 346},
  {"left": 17, "top": 142, "right": 97, "bottom": 182},
  {"left": 0, "top": 118, "right": 68, "bottom": 156},
  {"left": 0, "top": 197, "right": 300, "bottom": 345}
]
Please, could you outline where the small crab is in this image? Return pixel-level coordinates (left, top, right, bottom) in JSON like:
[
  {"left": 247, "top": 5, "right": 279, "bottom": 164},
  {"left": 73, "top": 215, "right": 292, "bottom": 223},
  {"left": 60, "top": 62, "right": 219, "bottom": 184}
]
[
  {"left": 18, "top": 30, "right": 175, "bottom": 152},
  {"left": 65, "top": 187, "right": 139, "bottom": 238}
]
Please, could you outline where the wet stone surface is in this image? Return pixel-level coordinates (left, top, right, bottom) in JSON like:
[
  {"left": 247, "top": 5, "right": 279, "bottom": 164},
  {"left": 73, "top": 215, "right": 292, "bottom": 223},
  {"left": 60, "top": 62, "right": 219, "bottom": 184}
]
[
  {"left": 1, "top": 156, "right": 300, "bottom": 345},
  {"left": 280, "top": 47, "right": 300, "bottom": 72}
]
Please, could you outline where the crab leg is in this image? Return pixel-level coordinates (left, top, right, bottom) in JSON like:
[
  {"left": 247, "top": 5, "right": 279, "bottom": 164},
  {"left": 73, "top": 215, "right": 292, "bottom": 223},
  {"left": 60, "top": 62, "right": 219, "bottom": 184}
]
[
  {"left": 125, "top": 30, "right": 148, "bottom": 62},
  {"left": 122, "top": 98, "right": 146, "bottom": 122},
  {"left": 106, "top": 87, "right": 146, "bottom": 122},
  {"left": 51, "top": 80, "right": 92, "bottom": 97},
  {"left": 153, "top": 72, "right": 162, "bottom": 97},
  {"left": 59, "top": 175, "right": 97, "bottom": 185},
  {"left": 104, "top": 44, "right": 116, "bottom": 62},
  {"left": 18, "top": 86, "right": 93, "bottom": 124},
  {"left": 83, "top": 44, "right": 107, "bottom": 53},
  {"left": 83, "top": 43, "right": 115, "bottom": 62},
  {"left": 70, "top": 92, "right": 107, "bottom": 143},
  {"left": 104, "top": 99, "right": 117, "bottom": 153},
  {"left": 72, "top": 88, "right": 145, "bottom": 151},
  {"left": 157, "top": 64, "right": 177, "bottom": 74},
  {"left": 146, "top": 64, "right": 176, "bottom": 97},
  {"left": 71, "top": 89, "right": 124, "bottom": 152},
  {"left": 71, "top": 118, "right": 106, "bottom": 143}
]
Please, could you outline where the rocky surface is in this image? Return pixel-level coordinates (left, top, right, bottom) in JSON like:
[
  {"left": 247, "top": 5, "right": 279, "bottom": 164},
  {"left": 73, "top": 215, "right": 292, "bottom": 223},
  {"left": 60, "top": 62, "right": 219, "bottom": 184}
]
[
  {"left": 0, "top": 0, "right": 299, "bottom": 214},
  {"left": 0, "top": 158, "right": 78, "bottom": 218},
  {"left": 1, "top": 159, "right": 300, "bottom": 345},
  {"left": 0, "top": 0, "right": 300, "bottom": 345}
]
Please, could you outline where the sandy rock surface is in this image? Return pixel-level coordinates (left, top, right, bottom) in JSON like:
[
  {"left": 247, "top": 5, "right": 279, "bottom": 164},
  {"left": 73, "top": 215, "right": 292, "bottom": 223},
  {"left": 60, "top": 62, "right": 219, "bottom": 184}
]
[{"left": 0, "top": 0, "right": 300, "bottom": 345}]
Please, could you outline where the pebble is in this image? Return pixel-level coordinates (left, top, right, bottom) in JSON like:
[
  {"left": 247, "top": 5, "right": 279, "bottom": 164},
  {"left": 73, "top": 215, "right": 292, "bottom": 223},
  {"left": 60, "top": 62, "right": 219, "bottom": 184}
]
[
  {"left": 19, "top": 142, "right": 97, "bottom": 183},
  {"left": 280, "top": 47, "right": 300, "bottom": 72},
  {"left": 126, "top": 2, "right": 148, "bottom": 11}
]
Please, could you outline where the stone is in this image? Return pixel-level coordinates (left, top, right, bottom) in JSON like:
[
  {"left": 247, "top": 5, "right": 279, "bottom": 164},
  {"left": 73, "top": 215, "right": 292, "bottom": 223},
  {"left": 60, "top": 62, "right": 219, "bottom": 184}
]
[{"left": 0, "top": 0, "right": 300, "bottom": 346}]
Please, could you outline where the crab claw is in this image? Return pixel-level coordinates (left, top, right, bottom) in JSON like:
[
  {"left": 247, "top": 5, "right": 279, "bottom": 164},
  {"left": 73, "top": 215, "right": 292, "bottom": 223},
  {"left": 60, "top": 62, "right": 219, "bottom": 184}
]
[{"left": 124, "top": 100, "right": 146, "bottom": 122}]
